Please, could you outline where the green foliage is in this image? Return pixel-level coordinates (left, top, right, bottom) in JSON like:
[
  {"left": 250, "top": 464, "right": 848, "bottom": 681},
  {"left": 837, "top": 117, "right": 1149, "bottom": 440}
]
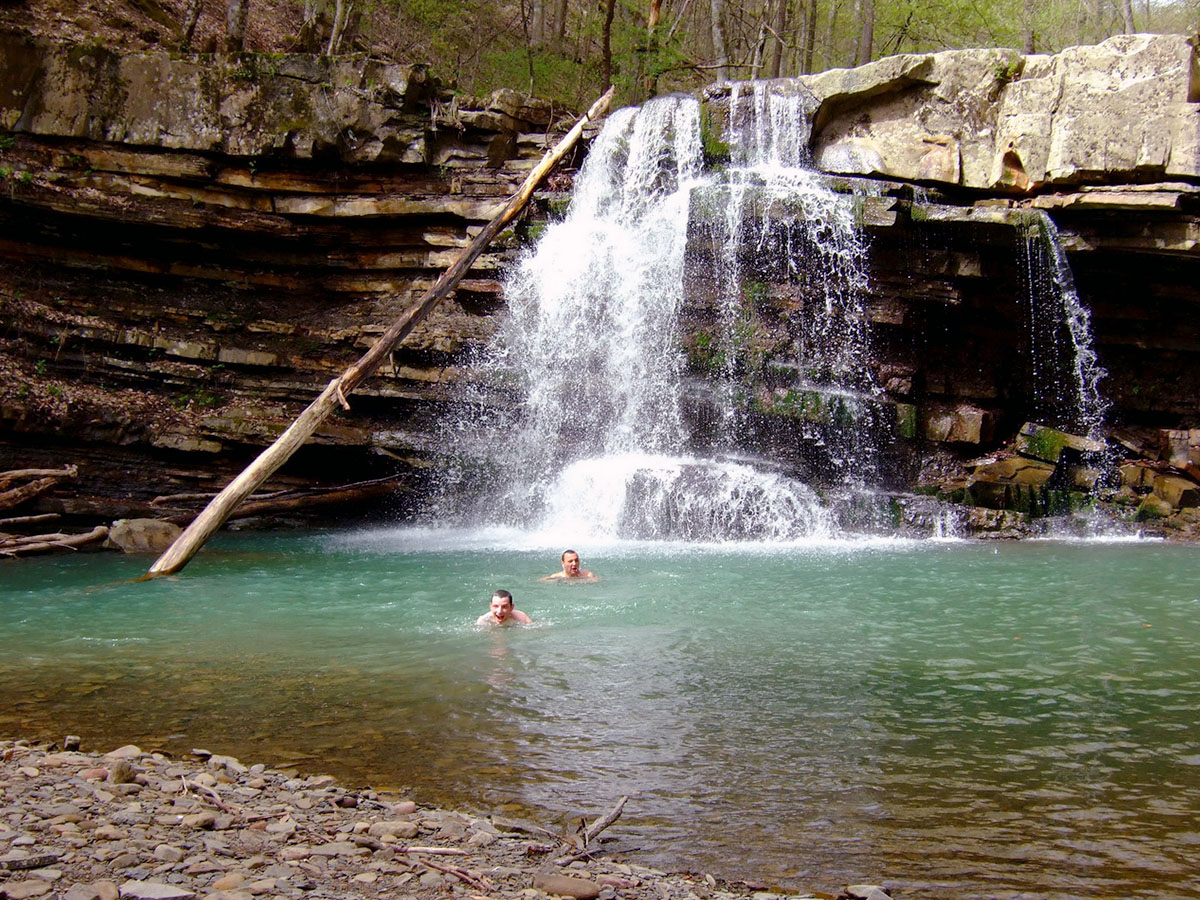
[
  {"left": 0, "top": 135, "right": 14, "bottom": 150},
  {"left": 173, "top": 389, "right": 222, "bottom": 410},
  {"left": 35, "top": 358, "right": 47, "bottom": 375},
  {"left": 995, "top": 51, "right": 1024, "bottom": 83}
]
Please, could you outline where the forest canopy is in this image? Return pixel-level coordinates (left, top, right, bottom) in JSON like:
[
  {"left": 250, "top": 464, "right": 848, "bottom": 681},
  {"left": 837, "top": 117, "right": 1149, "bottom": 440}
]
[
  {"left": 299, "top": 0, "right": 1199, "bottom": 105},
  {"left": 4, "top": 0, "right": 1197, "bottom": 108}
]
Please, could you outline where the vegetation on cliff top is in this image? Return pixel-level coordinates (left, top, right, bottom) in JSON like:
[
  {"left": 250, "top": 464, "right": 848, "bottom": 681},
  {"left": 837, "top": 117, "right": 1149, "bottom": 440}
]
[{"left": 1, "top": 0, "right": 1198, "bottom": 109}]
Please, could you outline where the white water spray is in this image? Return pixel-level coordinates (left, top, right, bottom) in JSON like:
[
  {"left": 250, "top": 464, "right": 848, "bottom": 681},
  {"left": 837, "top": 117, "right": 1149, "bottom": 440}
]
[{"left": 1023, "top": 211, "right": 1110, "bottom": 439}]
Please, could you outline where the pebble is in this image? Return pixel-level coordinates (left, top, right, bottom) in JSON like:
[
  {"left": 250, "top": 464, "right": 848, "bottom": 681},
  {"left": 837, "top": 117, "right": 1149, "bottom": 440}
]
[
  {"left": 3, "top": 881, "right": 53, "bottom": 899},
  {"left": 534, "top": 873, "right": 602, "bottom": 899}
]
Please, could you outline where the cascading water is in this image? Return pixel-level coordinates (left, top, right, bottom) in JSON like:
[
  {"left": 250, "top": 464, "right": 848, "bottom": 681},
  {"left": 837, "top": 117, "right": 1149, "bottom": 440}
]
[
  {"left": 438, "top": 86, "right": 896, "bottom": 541},
  {"left": 435, "top": 85, "right": 1116, "bottom": 542},
  {"left": 698, "top": 82, "right": 882, "bottom": 481},
  {"left": 1021, "top": 210, "right": 1110, "bottom": 439}
]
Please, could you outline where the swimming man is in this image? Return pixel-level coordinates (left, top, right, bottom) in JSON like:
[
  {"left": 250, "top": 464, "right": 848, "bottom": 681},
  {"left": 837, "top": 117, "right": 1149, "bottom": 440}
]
[
  {"left": 539, "top": 549, "right": 597, "bottom": 582},
  {"left": 477, "top": 589, "right": 532, "bottom": 626}
]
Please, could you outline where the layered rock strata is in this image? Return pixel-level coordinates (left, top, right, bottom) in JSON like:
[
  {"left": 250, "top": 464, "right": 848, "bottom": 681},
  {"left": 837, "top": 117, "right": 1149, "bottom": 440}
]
[{"left": 1, "top": 33, "right": 1199, "bottom": 537}]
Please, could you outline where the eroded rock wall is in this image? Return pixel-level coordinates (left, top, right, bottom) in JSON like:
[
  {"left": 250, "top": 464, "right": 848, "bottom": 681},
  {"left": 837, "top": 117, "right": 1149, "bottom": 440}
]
[
  {"left": 0, "top": 35, "right": 573, "bottom": 520},
  {"left": 2, "top": 34, "right": 1199, "bottom": 532}
]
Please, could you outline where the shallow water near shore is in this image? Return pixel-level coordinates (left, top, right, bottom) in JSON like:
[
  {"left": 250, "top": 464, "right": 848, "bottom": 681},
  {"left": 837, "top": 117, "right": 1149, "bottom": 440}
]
[{"left": 3, "top": 530, "right": 1200, "bottom": 900}]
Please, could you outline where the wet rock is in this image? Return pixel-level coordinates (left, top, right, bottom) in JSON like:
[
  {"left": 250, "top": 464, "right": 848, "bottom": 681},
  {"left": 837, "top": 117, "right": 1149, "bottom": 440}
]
[{"left": 103, "top": 519, "right": 183, "bottom": 554}]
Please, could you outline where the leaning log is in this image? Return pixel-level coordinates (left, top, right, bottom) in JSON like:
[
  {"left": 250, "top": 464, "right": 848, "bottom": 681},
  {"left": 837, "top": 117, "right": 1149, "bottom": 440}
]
[{"left": 148, "top": 86, "right": 616, "bottom": 578}]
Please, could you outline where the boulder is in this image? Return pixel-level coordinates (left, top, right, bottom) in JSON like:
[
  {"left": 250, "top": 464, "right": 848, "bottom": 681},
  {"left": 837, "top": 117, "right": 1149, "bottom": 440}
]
[
  {"left": 1013, "top": 422, "right": 1105, "bottom": 464},
  {"left": 103, "top": 519, "right": 182, "bottom": 554},
  {"left": 1152, "top": 473, "right": 1200, "bottom": 508},
  {"left": 804, "top": 34, "right": 1200, "bottom": 190},
  {"left": 922, "top": 404, "right": 996, "bottom": 444}
]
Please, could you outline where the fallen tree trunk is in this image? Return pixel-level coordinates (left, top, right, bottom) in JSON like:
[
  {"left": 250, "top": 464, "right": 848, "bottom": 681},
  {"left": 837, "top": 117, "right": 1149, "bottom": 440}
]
[
  {"left": 0, "top": 525, "right": 109, "bottom": 558},
  {"left": 0, "top": 513, "right": 61, "bottom": 529},
  {"left": 148, "top": 85, "right": 615, "bottom": 578},
  {"left": 0, "top": 477, "right": 64, "bottom": 512},
  {"left": 229, "top": 477, "right": 406, "bottom": 518},
  {"left": 0, "top": 465, "right": 78, "bottom": 491}
]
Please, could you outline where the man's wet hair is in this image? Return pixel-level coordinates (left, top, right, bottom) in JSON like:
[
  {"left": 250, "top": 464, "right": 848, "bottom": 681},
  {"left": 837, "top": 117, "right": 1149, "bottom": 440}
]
[
  {"left": 561, "top": 549, "right": 577, "bottom": 560},
  {"left": 492, "top": 589, "right": 513, "bottom": 603}
]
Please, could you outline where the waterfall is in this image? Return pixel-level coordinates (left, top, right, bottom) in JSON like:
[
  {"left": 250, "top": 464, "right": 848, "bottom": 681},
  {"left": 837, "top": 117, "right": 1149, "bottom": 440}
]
[
  {"left": 1022, "top": 211, "right": 1110, "bottom": 439},
  {"left": 437, "top": 88, "right": 886, "bottom": 541},
  {"left": 699, "top": 82, "right": 881, "bottom": 480}
]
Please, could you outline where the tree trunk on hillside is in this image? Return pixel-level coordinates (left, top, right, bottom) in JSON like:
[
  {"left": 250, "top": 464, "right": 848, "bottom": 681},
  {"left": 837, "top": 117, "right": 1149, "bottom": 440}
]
[
  {"left": 601, "top": 0, "right": 616, "bottom": 90},
  {"left": 854, "top": 0, "right": 873, "bottom": 65},
  {"left": 768, "top": 0, "right": 788, "bottom": 78},
  {"left": 826, "top": 0, "right": 840, "bottom": 71},
  {"left": 1020, "top": 0, "right": 1036, "bottom": 52},
  {"left": 147, "top": 86, "right": 617, "bottom": 578},
  {"left": 224, "top": 0, "right": 249, "bottom": 52},
  {"left": 710, "top": 0, "right": 729, "bottom": 81},
  {"left": 1119, "top": 0, "right": 1135, "bottom": 32},
  {"left": 554, "top": 0, "right": 569, "bottom": 53},
  {"left": 801, "top": 0, "right": 817, "bottom": 74},
  {"left": 179, "top": 0, "right": 203, "bottom": 50},
  {"left": 641, "top": 0, "right": 663, "bottom": 99},
  {"left": 326, "top": 0, "right": 351, "bottom": 55}
]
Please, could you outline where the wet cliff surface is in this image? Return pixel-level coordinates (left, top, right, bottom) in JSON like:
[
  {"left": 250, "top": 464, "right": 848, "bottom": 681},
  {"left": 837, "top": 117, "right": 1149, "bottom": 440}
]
[{"left": 1, "top": 34, "right": 1198, "bottom": 537}]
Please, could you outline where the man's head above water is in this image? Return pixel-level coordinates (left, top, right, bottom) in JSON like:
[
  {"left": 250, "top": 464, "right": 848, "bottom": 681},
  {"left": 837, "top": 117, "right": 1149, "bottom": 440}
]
[
  {"left": 540, "top": 550, "right": 597, "bottom": 582},
  {"left": 478, "top": 590, "right": 531, "bottom": 626}
]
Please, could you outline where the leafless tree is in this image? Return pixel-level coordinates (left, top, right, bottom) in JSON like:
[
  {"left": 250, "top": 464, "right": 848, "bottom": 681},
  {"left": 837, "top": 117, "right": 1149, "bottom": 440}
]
[
  {"left": 854, "top": 0, "right": 873, "bottom": 65},
  {"left": 224, "top": 0, "right": 248, "bottom": 52},
  {"left": 710, "top": 0, "right": 730, "bottom": 80}
]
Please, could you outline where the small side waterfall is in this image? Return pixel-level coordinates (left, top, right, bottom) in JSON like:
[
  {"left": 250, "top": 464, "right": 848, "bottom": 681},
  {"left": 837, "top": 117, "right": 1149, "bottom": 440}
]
[{"left": 1022, "top": 211, "right": 1110, "bottom": 439}]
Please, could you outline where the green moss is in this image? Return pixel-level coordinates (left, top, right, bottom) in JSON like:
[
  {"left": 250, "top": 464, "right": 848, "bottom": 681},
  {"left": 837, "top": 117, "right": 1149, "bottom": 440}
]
[
  {"left": 545, "top": 196, "right": 571, "bottom": 218},
  {"left": 699, "top": 103, "right": 730, "bottom": 167},
  {"left": 520, "top": 222, "right": 547, "bottom": 243},
  {"left": 1020, "top": 424, "right": 1069, "bottom": 463},
  {"left": 895, "top": 403, "right": 917, "bottom": 439}
]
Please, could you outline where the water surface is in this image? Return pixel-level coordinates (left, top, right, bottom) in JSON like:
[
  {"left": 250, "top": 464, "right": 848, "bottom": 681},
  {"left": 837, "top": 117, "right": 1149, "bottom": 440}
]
[{"left": 2, "top": 531, "right": 1199, "bottom": 900}]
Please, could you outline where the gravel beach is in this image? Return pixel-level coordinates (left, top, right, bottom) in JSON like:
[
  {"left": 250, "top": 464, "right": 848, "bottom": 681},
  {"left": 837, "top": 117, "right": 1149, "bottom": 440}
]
[{"left": 0, "top": 738, "right": 892, "bottom": 900}]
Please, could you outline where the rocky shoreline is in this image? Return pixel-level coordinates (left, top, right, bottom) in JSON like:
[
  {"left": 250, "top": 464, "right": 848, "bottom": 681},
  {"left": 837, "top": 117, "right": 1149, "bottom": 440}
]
[{"left": 0, "top": 738, "right": 892, "bottom": 900}]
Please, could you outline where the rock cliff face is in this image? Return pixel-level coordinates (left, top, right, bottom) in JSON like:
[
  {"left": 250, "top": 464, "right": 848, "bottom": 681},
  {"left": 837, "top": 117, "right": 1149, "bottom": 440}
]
[{"left": 1, "top": 33, "right": 1198, "bottom": 535}]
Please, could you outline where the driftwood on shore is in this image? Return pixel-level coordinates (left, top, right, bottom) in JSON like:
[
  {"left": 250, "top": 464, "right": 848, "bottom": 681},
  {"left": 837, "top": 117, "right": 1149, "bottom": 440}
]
[
  {"left": 0, "top": 465, "right": 107, "bottom": 557},
  {"left": 0, "top": 464, "right": 77, "bottom": 511},
  {"left": 148, "top": 85, "right": 616, "bottom": 578},
  {"left": 0, "top": 524, "right": 109, "bottom": 557}
]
